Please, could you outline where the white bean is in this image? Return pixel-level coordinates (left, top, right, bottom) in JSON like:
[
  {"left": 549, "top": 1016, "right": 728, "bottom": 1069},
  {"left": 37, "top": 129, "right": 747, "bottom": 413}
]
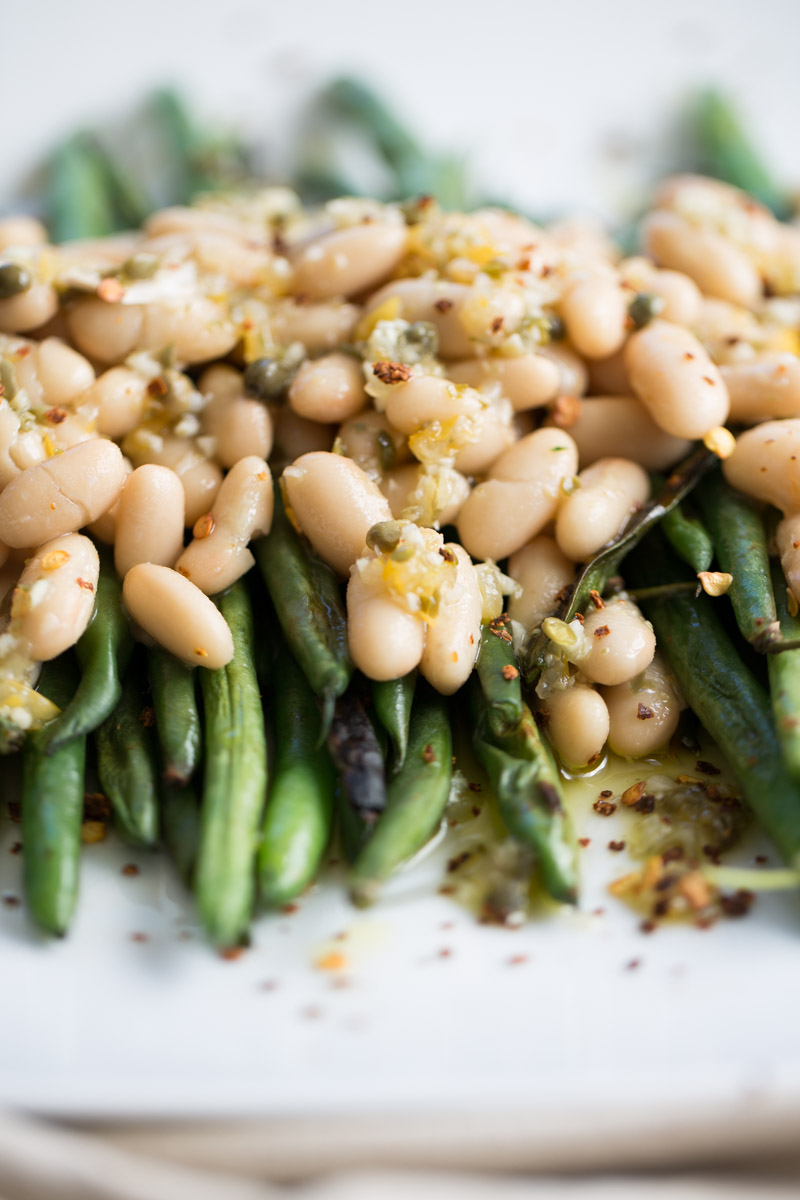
[
  {"left": 555, "top": 458, "right": 650, "bottom": 562},
  {"left": 538, "top": 343, "right": 590, "bottom": 397},
  {"left": 722, "top": 419, "right": 800, "bottom": 513},
  {"left": 140, "top": 297, "right": 238, "bottom": 365},
  {"left": 457, "top": 428, "right": 579, "bottom": 561},
  {"left": 199, "top": 365, "right": 273, "bottom": 468},
  {"left": 549, "top": 396, "right": 692, "bottom": 471},
  {"left": 619, "top": 256, "right": 703, "bottom": 326},
  {"left": 0, "top": 439, "right": 127, "bottom": 548},
  {"left": 88, "top": 368, "right": 150, "bottom": 440},
  {"left": 363, "top": 278, "right": 473, "bottom": 358},
  {"left": 288, "top": 352, "right": 366, "bottom": 423},
  {"left": 643, "top": 210, "right": 762, "bottom": 308},
  {"left": 601, "top": 654, "right": 681, "bottom": 757},
  {"left": 419, "top": 545, "right": 482, "bottom": 694},
  {"left": 508, "top": 536, "right": 575, "bottom": 633},
  {"left": 11, "top": 533, "right": 99, "bottom": 660},
  {"left": 625, "top": 319, "right": 729, "bottom": 438},
  {"left": 66, "top": 297, "right": 145, "bottom": 364},
  {"left": 114, "top": 465, "right": 185, "bottom": 578},
  {"left": 447, "top": 353, "right": 561, "bottom": 412},
  {"left": 175, "top": 457, "right": 273, "bottom": 595},
  {"left": 380, "top": 463, "right": 470, "bottom": 527},
  {"left": 128, "top": 435, "right": 223, "bottom": 527},
  {"left": 122, "top": 563, "right": 234, "bottom": 669},
  {"left": 586, "top": 347, "right": 633, "bottom": 397},
  {"left": 292, "top": 223, "right": 407, "bottom": 300},
  {"left": 346, "top": 568, "right": 425, "bottom": 681},
  {"left": 271, "top": 408, "right": 335, "bottom": 464},
  {"left": 0, "top": 284, "right": 58, "bottom": 335},
  {"left": 336, "top": 409, "right": 409, "bottom": 478},
  {"left": 722, "top": 355, "right": 800, "bottom": 424},
  {"left": 580, "top": 599, "right": 656, "bottom": 687},
  {"left": 0, "top": 216, "right": 48, "bottom": 251},
  {"left": 283, "top": 451, "right": 392, "bottom": 576},
  {"left": 543, "top": 685, "right": 609, "bottom": 769},
  {"left": 269, "top": 300, "right": 360, "bottom": 352},
  {"left": 558, "top": 273, "right": 628, "bottom": 360},
  {"left": 29, "top": 338, "right": 95, "bottom": 407}
]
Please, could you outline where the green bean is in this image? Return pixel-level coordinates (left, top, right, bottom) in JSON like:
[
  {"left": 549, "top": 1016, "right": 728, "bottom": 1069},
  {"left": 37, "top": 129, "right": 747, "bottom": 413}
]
[
  {"left": 195, "top": 583, "right": 267, "bottom": 948},
  {"left": 524, "top": 445, "right": 718, "bottom": 686},
  {"left": 254, "top": 486, "right": 351, "bottom": 734},
  {"left": 661, "top": 502, "right": 714, "bottom": 574},
  {"left": 689, "top": 89, "right": 789, "bottom": 219},
  {"left": 47, "top": 133, "right": 117, "bottom": 242},
  {"left": 94, "top": 656, "right": 159, "bottom": 848},
  {"left": 327, "top": 689, "right": 386, "bottom": 823},
  {"left": 350, "top": 687, "right": 452, "bottom": 907},
  {"left": 696, "top": 470, "right": 781, "bottom": 651},
  {"left": 159, "top": 780, "right": 200, "bottom": 886},
  {"left": 21, "top": 657, "right": 85, "bottom": 936},
  {"left": 258, "top": 644, "right": 335, "bottom": 907},
  {"left": 147, "top": 646, "right": 201, "bottom": 784},
  {"left": 476, "top": 616, "right": 523, "bottom": 739},
  {"left": 371, "top": 672, "right": 417, "bottom": 772},
  {"left": 768, "top": 560, "right": 800, "bottom": 782},
  {"left": 627, "top": 534, "right": 800, "bottom": 867},
  {"left": 41, "top": 552, "right": 133, "bottom": 755},
  {"left": 471, "top": 685, "right": 578, "bottom": 905}
]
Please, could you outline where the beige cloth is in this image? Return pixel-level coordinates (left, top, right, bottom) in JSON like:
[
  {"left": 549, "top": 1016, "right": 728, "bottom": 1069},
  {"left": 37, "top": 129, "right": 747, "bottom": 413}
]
[{"left": 1, "top": 1105, "right": 799, "bottom": 1200}]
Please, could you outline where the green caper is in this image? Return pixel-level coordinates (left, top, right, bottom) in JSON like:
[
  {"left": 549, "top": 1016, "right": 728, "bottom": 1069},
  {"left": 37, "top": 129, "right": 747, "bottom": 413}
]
[
  {"left": 0, "top": 262, "right": 33, "bottom": 299},
  {"left": 244, "top": 357, "right": 289, "bottom": 401},
  {"left": 398, "top": 321, "right": 439, "bottom": 362},
  {"left": 0, "top": 359, "right": 18, "bottom": 401},
  {"left": 375, "top": 429, "right": 397, "bottom": 472},
  {"left": 366, "top": 520, "right": 405, "bottom": 554},
  {"left": 541, "top": 312, "right": 565, "bottom": 342},
  {"left": 121, "top": 252, "right": 160, "bottom": 280},
  {"left": 628, "top": 291, "right": 665, "bottom": 330}
]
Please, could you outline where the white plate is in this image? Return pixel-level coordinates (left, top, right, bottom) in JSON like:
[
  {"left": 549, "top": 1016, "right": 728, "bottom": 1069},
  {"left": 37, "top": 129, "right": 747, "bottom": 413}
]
[{"left": 3, "top": 754, "right": 800, "bottom": 1125}]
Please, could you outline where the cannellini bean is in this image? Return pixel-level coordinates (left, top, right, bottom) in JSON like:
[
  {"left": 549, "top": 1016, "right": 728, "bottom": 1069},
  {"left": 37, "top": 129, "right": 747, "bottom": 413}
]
[
  {"left": 144, "top": 206, "right": 245, "bottom": 240},
  {"left": 0, "top": 216, "right": 48, "bottom": 251},
  {"left": 586, "top": 346, "right": 633, "bottom": 397},
  {"left": 507, "top": 536, "right": 574, "bottom": 632},
  {"left": 555, "top": 458, "right": 650, "bottom": 562},
  {"left": 199, "top": 365, "right": 273, "bottom": 468},
  {"left": 619, "top": 256, "right": 703, "bottom": 326},
  {"left": 364, "top": 278, "right": 473, "bottom": 358},
  {"left": 66, "top": 297, "right": 145, "bottom": 364},
  {"left": 11, "top": 533, "right": 99, "bottom": 660},
  {"left": 288, "top": 352, "right": 366, "bottom": 423},
  {"left": 625, "top": 319, "right": 729, "bottom": 438},
  {"left": 380, "top": 463, "right": 470, "bottom": 527},
  {"left": 538, "top": 342, "right": 589, "bottom": 397},
  {"left": 283, "top": 451, "right": 392, "bottom": 576},
  {"left": 643, "top": 210, "right": 762, "bottom": 308},
  {"left": 722, "top": 419, "right": 800, "bottom": 513},
  {"left": 114, "top": 465, "right": 185, "bottom": 578},
  {"left": 691, "top": 297, "right": 762, "bottom": 362},
  {"left": 549, "top": 396, "right": 692, "bottom": 470},
  {"left": 140, "top": 296, "right": 238, "bottom": 365},
  {"left": 269, "top": 299, "right": 360, "bottom": 352},
  {"left": 176, "top": 457, "right": 273, "bottom": 594},
  {"left": 0, "top": 403, "right": 22, "bottom": 489},
  {"left": 271, "top": 407, "right": 335, "bottom": 464},
  {"left": 336, "top": 409, "right": 409, "bottom": 478},
  {"left": 0, "top": 283, "right": 59, "bottom": 334},
  {"left": 292, "top": 223, "right": 407, "bottom": 301},
  {"left": 558, "top": 273, "right": 628, "bottom": 359},
  {"left": 30, "top": 338, "right": 95, "bottom": 407},
  {"left": 447, "top": 353, "right": 561, "bottom": 412},
  {"left": 601, "top": 654, "right": 681, "bottom": 758},
  {"left": 88, "top": 367, "right": 151, "bottom": 440},
  {"left": 579, "top": 599, "right": 656, "bottom": 687},
  {"left": 457, "top": 428, "right": 579, "bottom": 561},
  {"left": 129, "top": 435, "right": 223, "bottom": 527},
  {"left": 722, "top": 355, "right": 800, "bottom": 424},
  {"left": 122, "top": 563, "right": 234, "bottom": 668},
  {"left": 453, "top": 407, "right": 515, "bottom": 475},
  {"left": 384, "top": 374, "right": 474, "bottom": 433},
  {"left": 347, "top": 567, "right": 425, "bottom": 681},
  {"left": 0, "top": 438, "right": 127, "bottom": 548},
  {"left": 542, "top": 685, "right": 609, "bottom": 769},
  {"left": 419, "top": 545, "right": 482, "bottom": 694}
]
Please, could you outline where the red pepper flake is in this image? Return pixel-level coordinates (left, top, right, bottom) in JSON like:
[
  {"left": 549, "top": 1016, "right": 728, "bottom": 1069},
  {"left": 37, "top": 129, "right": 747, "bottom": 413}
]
[
  {"left": 593, "top": 798, "right": 617, "bottom": 816},
  {"left": 501, "top": 664, "right": 519, "bottom": 681},
  {"left": 625, "top": 958, "right": 641, "bottom": 970},
  {"left": 438, "top": 948, "right": 453, "bottom": 959},
  {"left": 508, "top": 954, "right": 528, "bottom": 966},
  {"left": 621, "top": 781, "right": 646, "bottom": 807},
  {"left": 640, "top": 919, "right": 657, "bottom": 935},
  {"left": 683, "top": 352, "right": 695, "bottom": 361},
  {"left": 702, "top": 844, "right": 722, "bottom": 864},
  {"left": 121, "top": 863, "right": 140, "bottom": 877},
  {"left": 701, "top": 376, "right": 716, "bottom": 386},
  {"left": 720, "top": 889, "right": 756, "bottom": 918},
  {"left": 83, "top": 792, "right": 111, "bottom": 820},
  {"left": 540, "top": 782, "right": 562, "bottom": 812},
  {"left": 608, "top": 840, "right": 626, "bottom": 852},
  {"left": 259, "top": 979, "right": 279, "bottom": 992},
  {"left": 301, "top": 1006, "right": 323, "bottom": 1020},
  {"left": 433, "top": 298, "right": 453, "bottom": 313},
  {"left": 662, "top": 846, "right": 684, "bottom": 863},
  {"left": 44, "top": 406, "right": 68, "bottom": 424},
  {"left": 550, "top": 393, "right": 582, "bottom": 429},
  {"left": 139, "top": 706, "right": 155, "bottom": 728},
  {"left": 755, "top": 855, "right": 768, "bottom": 865},
  {"left": 440, "top": 920, "right": 455, "bottom": 930},
  {"left": 471, "top": 805, "right": 482, "bottom": 817},
  {"left": 9, "top": 841, "right": 21, "bottom": 856},
  {"left": 76, "top": 578, "right": 95, "bottom": 592},
  {"left": 97, "top": 276, "right": 124, "bottom": 303},
  {"left": 147, "top": 375, "right": 169, "bottom": 398},
  {"left": 130, "top": 931, "right": 149, "bottom": 943},
  {"left": 490, "top": 316, "right": 504, "bottom": 334},
  {"left": 593, "top": 624, "right": 611, "bottom": 638},
  {"left": 220, "top": 946, "right": 246, "bottom": 961},
  {"left": 599, "top": 789, "right": 613, "bottom": 798},
  {"left": 588, "top": 589, "right": 604, "bottom": 609},
  {"left": 422, "top": 743, "right": 437, "bottom": 764},
  {"left": 695, "top": 760, "right": 721, "bottom": 776},
  {"left": 282, "top": 902, "right": 299, "bottom": 915},
  {"left": 372, "top": 359, "right": 412, "bottom": 385},
  {"left": 635, "top": 794, "right": 656, "bottom": 814},
  {"left": 468, "top": 781, "right": 482, "bottom": 793},
  {"left": 592, "top": 907, "right": 605, "bottom": 917},
  {"left": 447, "top": 850, "right": 472, "bottom": 873},
  {"left": 578, "top": 837, "right": 591, "bottom": 848},
  {"left": 2, "top": 893, "right": 20, "bottom": 909},
  {"left": 636, "top": 703, "right": 654, "bottom": 720},
  {"left": 438, "top": 885, "right": 455, "bottom": 896}
]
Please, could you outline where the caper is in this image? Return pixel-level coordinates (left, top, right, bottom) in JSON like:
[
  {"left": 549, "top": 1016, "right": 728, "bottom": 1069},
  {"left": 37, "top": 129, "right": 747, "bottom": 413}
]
[
  {"left": 375, "top": 429, "right": 397, "bottom": 472},
  {"left": 0, "top": 359, "right": 18, "bottom": 401},
  {"left": 244, "top": 357, "right": 289, "bottom": 401},
  {"left": 628, "top": 291, "right": 665, "bottom": 330},
  {"left": 366, "top": 520, "right": 404, "bottom": 554},
  {"left": 121, "top": 252, "right": 160, "bottom": 280},
  {"left": 541, "top": 312, "right": 565, "bottom": 342},
  {"left": 0, "top": 262, "right": 32, "bottom": 299},
  {"left": 398, "top": 320, "right": 439, "bottom": 362}
]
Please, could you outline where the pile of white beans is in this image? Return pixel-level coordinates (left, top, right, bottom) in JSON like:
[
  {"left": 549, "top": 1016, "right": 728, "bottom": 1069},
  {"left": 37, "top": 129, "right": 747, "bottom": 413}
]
[{"left": 0, "top": 175, "right": 798, "bottom": 766}]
